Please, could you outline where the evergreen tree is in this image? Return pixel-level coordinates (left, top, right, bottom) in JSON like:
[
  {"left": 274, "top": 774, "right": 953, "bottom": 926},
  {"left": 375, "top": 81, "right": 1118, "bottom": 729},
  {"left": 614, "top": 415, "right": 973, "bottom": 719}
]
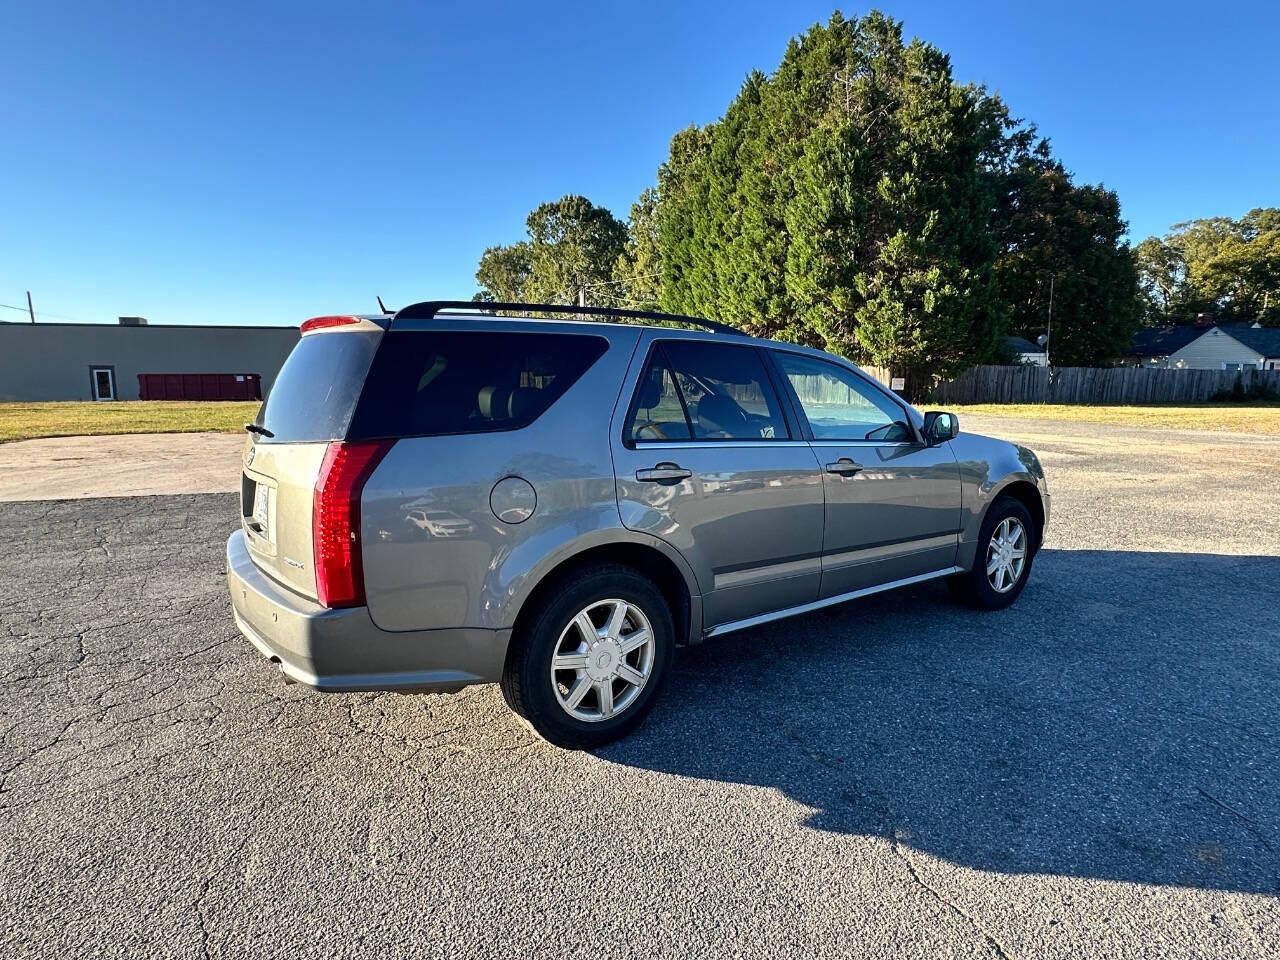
[
  {"left": 653, "top": 11, "right": 1012, "bottom": 380},
  {"left": 994, "top": 156, "right": 1141, "bottom": 365}
]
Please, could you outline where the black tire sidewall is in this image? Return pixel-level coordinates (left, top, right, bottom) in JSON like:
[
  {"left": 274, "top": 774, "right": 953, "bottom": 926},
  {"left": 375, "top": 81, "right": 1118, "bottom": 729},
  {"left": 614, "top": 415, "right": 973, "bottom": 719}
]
[{"left": 512, "top": 567, "right": 674, "bottom": 748}]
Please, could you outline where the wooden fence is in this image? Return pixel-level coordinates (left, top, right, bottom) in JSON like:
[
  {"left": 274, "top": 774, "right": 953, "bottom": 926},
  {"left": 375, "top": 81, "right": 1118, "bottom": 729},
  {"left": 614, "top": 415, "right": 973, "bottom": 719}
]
[{"left": 930, "top": 365, "right": 1280, "bottom": 406}]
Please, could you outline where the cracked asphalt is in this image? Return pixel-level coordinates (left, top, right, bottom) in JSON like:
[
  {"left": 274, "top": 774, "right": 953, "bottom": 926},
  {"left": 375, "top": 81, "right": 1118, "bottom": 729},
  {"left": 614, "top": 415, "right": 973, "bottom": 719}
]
[{"left": 2, "top": 416, "right": 1278, "bottom": 958}]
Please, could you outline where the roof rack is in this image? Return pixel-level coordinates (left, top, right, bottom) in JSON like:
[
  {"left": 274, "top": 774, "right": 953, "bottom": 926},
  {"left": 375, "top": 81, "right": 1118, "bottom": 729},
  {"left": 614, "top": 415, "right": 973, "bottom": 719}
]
[{"left": 391, "top": 300, "right": 745, "bottom": 337}]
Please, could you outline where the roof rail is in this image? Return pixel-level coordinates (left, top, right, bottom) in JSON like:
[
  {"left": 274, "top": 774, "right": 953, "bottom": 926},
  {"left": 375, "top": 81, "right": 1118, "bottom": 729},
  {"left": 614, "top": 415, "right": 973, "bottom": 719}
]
[{"left": 391, "top": 300, "right": 745, "bottom": 337}]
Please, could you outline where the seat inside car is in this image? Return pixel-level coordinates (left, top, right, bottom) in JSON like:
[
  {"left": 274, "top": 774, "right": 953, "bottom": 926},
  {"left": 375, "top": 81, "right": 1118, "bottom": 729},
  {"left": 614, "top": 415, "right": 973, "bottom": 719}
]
[
  {"left": 694, "top": 393, "right": 751, "bottom": 438},
  {"left": 478, "top": 385, "right": 541, "bottom": 422}
]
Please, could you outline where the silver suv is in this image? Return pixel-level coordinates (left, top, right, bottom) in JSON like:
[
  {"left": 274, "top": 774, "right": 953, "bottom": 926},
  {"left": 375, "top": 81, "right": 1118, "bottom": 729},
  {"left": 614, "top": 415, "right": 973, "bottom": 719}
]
[{"left": 227, "top": 302, "right": 1049, "bottom": 748}]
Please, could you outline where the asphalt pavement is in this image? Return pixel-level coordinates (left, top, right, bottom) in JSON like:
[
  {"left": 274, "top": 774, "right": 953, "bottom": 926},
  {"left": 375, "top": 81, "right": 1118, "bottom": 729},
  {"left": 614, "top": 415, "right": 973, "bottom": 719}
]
[{"left": 1, "top": 417, "right": 1277, "bottom": 958}]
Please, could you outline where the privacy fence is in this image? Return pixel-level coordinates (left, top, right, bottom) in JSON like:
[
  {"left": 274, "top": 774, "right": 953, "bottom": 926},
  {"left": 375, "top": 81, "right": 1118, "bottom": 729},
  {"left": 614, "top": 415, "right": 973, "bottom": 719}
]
[{"left": 930, "top": 365, "right": 1280, "bottom": 406}]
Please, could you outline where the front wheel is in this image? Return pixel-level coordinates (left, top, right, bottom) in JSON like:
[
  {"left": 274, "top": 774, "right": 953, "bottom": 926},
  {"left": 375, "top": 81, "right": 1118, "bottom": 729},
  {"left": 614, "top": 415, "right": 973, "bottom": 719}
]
[
  {"left": 948, "top": 497, "right": 1036, "bottom": 610},
  {"left": 500, "top": 564, "right": 674, "bottom": 749}
]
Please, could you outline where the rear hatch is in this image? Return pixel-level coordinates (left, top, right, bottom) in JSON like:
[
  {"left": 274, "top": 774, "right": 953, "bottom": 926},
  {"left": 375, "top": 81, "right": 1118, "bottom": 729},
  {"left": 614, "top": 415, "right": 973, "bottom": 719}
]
[{"left": 240, "top": 320, "right": 383, "bottom": 600}]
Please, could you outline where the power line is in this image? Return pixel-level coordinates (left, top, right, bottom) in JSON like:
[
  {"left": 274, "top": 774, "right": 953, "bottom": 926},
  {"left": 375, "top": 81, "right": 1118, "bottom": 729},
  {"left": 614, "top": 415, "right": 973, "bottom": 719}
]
[
  {"left": 0, "top": 302, "right": 94, "bottom": 323},
  {"left": 579, "top": 273, "right": 661, "bottom": 291}
]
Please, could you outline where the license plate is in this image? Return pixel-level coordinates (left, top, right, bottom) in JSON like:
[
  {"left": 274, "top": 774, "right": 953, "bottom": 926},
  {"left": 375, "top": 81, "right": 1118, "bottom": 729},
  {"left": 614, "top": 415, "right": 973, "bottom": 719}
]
[{"left": 252, "top": 483, "right": 270, "bottom": 537}]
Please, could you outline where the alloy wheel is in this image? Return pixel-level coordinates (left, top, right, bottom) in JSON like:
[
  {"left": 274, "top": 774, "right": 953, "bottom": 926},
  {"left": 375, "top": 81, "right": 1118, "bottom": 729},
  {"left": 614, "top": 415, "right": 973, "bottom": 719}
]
[
  {"left": 986, "top": 516, "right": 1027, "bottom": 594},
  {"left": 549, "top": 599, "right": 655, "bottom": 722}
]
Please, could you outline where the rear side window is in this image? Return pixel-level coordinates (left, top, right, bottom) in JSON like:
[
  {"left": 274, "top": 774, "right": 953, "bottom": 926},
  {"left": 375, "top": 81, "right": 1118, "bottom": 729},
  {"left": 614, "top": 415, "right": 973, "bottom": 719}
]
[
  {"left": 255, "top": 330, "right": 381, "bottom": 442},
  {"left": 347, "top": 331, "right": 608, "bottom": 440},
  {"left": 627, "top": 341, "right": 789, "bottom": 442}
]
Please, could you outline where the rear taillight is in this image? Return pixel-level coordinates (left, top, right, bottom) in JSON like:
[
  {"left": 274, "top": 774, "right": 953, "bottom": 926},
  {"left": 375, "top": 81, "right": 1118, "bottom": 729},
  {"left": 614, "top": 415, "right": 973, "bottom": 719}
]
[
  {"left": 312, "top": 440, "right": 393, "bottom": 608},
  {"left": 301, "top": 315, "right": 362, "bottom": 333}
]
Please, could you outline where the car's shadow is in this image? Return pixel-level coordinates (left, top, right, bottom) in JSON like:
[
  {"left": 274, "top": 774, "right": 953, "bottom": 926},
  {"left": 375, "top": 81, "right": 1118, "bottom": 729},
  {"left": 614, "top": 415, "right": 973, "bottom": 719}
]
[{"left": 601, "top": 549, "right": 1280, "bottom": 894}]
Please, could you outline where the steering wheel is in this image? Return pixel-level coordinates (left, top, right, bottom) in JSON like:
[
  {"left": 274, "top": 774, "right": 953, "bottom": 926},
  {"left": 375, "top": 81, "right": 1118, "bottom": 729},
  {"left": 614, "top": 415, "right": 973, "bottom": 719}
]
[{"left": 634, "top": 421, "right": 671, "bottom": 441}]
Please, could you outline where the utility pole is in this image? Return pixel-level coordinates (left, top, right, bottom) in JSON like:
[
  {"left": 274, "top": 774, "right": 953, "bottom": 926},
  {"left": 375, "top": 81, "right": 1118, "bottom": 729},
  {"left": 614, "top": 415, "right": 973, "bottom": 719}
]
[
  {"left": 834, "top": 66, "right": 855, "bottom": 116},
  {"left": 576, "top": 286, "right": 587, "bottom": 308},
  {"left": 1045, "top": 275, "right": 1054, "bottom": 368},
  {"left": 26, "top": 290, "right": 35, "bottom": 324}
]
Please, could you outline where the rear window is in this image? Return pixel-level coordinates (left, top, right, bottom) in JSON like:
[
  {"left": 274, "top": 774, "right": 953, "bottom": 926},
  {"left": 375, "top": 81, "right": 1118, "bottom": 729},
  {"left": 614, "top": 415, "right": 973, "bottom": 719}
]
[
  {"left": 255, "top": 330, "right": 381, "bottom": 442},
  {"left": 346, "top": 331, "right": 608, "bottom": 440}
]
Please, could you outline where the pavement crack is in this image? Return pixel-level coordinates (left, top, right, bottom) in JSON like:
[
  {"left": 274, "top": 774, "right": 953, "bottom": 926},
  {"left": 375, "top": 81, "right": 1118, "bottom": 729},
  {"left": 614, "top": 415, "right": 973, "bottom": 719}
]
[
  {"left": 1196, "top": 786, "right": 1275, "bottom": 853},
  {"left": 889, "top": 831, "right": 1018, "bottom": 960}
]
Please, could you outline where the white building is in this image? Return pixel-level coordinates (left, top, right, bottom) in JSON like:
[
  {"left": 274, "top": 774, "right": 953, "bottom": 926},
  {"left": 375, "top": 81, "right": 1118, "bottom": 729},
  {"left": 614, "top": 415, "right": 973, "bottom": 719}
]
[
  {"left": 1126, "top": 323, "right": 1280, "bottom": 371},
  {"left": 1005, "top": 335, "right": 1048, "bottom": 366}
]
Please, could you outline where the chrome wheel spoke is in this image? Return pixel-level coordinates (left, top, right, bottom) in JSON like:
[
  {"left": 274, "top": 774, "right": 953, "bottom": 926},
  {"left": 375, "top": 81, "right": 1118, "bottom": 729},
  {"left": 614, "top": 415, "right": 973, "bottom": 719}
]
[
  {"left": 619, "top": 628, "right": 650, "bottom": 655},
  {"left": 573, "top": 611, "right": 598, "bottom": 644},
  {"left": 596, "top": 679, "right": 614, "bottom": 719},
  {"left": 616, "top": 662, "right": 645, "bottom": 687},
  {"left": 564, "top": 675, "right": 593, "bottom": 710},
  {"left": 604, "top": 601, "right": 628, "bottom": 640},
  {"left": 553, "top": 651, "right": 590, "bottom": 671}
]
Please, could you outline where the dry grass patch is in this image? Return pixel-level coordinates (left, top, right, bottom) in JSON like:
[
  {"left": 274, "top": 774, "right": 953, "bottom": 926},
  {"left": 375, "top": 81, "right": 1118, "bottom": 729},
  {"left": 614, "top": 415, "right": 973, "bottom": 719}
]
[
  {"left": 0, "top": 401, "right": 261, "bottom": 442},
  {"left": 950, "top": 403, "right": 1280, "bottom": 435}
]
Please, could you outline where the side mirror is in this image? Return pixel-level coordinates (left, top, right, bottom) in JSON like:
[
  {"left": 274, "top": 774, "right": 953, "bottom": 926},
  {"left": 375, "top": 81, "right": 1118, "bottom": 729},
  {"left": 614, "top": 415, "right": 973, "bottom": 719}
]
[{"left": 922, "top": 411, "right": 959, "bottom": 446}]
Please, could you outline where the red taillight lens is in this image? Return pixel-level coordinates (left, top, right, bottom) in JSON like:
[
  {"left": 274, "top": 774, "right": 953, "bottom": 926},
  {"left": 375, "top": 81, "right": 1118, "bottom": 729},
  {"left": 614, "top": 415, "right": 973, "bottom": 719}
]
[
  {"left": 301, "top": 315, "right": 362, "bottom": 334},
  {"left": 312, "top": 440, "right": 393, "bottom": 608}
]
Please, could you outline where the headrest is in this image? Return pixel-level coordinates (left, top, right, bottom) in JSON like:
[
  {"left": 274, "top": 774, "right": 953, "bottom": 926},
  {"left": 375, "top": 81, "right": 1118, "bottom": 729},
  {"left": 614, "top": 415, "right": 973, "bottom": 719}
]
[
  {"left": 478, "top": 385, "right": 513, "bottom": 419},
  {"left": 636, "top": 371, "right": 663, "bottom": 409},
  {"left": 696, "top": 393, "right": 749, "bottom": 434},
  {"left": 508, "top": 387, "right": 540, "bottom": 421}
]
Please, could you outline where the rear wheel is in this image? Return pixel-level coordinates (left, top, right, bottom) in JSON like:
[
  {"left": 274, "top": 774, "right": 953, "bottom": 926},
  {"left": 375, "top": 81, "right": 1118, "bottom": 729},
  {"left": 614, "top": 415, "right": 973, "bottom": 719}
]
[
  {"left": 948, "top": 497, "right": 1036, "bottom": 610},
  {"left": 501, "top": 564, "right": 674, "bottom": 749}
]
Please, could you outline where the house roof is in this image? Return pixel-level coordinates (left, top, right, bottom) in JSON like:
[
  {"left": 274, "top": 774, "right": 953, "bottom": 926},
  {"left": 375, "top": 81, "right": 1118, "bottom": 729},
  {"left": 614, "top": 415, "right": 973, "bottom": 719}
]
[
  {"left": 1220, "top": 323, "right": 1280, "bottom": 358},
  {"left": 1005, "top": 335, "right": 1043, "bottom": 355},
  {"left": 1126, "top": 325, "right": 1207, "bottom": 357}
]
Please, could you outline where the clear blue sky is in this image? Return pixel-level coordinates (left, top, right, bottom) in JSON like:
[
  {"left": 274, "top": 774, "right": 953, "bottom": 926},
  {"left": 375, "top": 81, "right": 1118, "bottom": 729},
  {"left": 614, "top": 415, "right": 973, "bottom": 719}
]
[{"left": 3, "top": 1, "right": 1277, "bottom": 327}]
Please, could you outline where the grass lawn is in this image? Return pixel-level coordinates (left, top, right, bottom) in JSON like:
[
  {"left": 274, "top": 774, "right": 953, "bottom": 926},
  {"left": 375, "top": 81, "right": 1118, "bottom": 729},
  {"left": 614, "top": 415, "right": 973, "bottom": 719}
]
[
  {"left": 4, "top": 399, "right": 1279, "bottom": 443},
  {"left": 0, "top": 401, "right": 261, "bottom": 442},
  {"left": 950, "top": 402, "right": 1280, "bottom": 435}
]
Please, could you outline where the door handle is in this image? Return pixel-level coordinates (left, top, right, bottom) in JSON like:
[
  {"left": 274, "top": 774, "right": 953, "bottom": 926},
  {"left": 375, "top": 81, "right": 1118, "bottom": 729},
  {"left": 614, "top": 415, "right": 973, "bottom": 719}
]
[
  {"left": 636, "top": 463, "right": 692, "bottom": 484},
  {"left": 825, "top": 458, "right": 863, "bottom": 476}
]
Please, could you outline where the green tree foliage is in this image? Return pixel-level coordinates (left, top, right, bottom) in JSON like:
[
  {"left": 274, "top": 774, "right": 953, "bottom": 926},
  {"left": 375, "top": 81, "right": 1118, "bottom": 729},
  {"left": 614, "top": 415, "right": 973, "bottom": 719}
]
[
  {"left": 1136, "top": 210, "right": 1280, "bottom": 326},
  {"left": 610, "top": 188, "right": 663, "bottom": 311},
  {"left": 652, "top": 12, "right": 1019, "bottom": 378},
  {"left": 994, "top": 154, "right": 1140, "bottom": 365},
  {"left": 473, "top": 242, "right": 530, "bottom": 302},
  {"left": 645, "top": 11, "right": 1148, "bottom": 376},
  {"left": 475, "top": 195, "right": 627, "bottom": 304}
]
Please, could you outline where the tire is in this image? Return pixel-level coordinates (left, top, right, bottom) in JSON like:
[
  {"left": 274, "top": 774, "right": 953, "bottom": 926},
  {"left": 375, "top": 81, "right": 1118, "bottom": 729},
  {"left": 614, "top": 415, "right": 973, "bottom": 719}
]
[
  {"left": 948, "top": 496, "right": 1036, "bottom": 610},
  {"left": 500, "top": 563, "right": 674, "bottom": 749}
]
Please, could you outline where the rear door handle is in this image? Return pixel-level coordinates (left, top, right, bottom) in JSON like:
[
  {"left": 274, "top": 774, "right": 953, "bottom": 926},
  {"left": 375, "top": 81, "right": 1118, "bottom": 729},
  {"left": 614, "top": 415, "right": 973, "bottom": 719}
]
[
  {"left": 636, "top": 463, "right": 693, "bottom": 484},
  {"left": 825, "top": 458, "right": 863, "bottom": 476}
]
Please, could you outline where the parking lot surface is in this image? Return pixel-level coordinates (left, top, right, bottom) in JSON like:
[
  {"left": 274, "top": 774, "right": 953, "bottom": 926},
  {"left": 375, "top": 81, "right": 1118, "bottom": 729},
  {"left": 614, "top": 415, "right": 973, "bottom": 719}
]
[
  {"left": 0, "top": 432, "right": 242, "bottom": 501},
  {"left": 2, "top": 417, "right": 1278, "bottom": 958}
]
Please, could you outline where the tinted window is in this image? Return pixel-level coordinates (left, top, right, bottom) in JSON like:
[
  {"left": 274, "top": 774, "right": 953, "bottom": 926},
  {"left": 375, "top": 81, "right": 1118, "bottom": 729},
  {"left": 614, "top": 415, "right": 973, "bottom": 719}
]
[
  {"left": 628, "top": 341, "right": 788, "bottom": 442},
  {"left": 774, "top": 352, "right": 911, "bottom": 442},
  {"left": 255, "top": 330, "right": 380, "bottom": 442},
  {"left": 347, "top": 331, "right": 607, "bottom": 440},
  {"left": 628, "top": 350, "right": 692, "bottom": 441}
]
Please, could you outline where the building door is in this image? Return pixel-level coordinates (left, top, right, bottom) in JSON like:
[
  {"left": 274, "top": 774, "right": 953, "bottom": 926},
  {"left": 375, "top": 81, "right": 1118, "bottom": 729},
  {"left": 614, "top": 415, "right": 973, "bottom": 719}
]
[{"left": 90, "top": 367, "right": 116, "bottom": 401}]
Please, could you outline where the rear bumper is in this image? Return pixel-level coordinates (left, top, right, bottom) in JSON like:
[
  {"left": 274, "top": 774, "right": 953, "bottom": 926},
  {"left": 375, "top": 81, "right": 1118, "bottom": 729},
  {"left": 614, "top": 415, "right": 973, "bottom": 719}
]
[{"left": 226, "top": 530, "right": 507, "bottom": 692}]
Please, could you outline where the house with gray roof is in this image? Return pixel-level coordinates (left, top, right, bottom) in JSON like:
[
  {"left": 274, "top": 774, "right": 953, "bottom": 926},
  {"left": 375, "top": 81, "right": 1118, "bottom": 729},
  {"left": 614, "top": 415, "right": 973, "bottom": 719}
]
[{"left": 1125, "top": 323, "right": 1280, "bottom": 371}]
